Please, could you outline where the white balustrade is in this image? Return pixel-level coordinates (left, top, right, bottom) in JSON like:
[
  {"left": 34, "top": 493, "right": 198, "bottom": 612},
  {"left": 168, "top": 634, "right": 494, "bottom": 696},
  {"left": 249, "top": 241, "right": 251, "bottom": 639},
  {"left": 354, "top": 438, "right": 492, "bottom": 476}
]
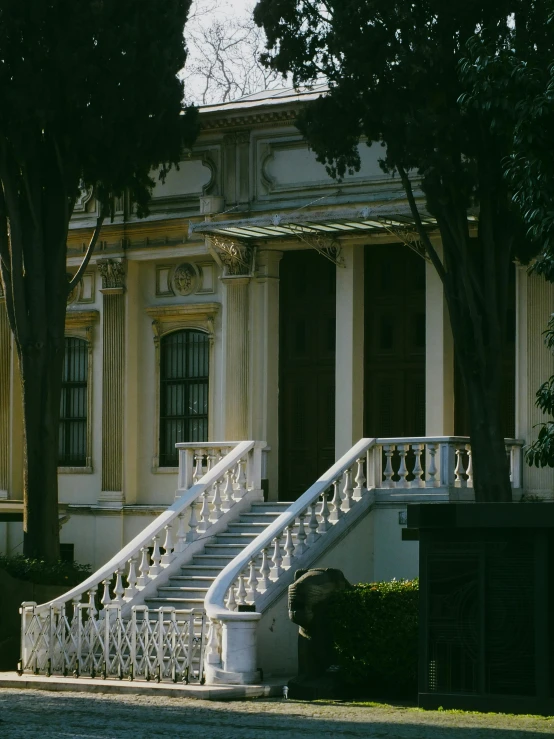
[
  {"left": 20, "top": 440, "right": 266, "bottom": 678},
  {"left": 368, "top": 437, "right": 523, "bottom": 491}
]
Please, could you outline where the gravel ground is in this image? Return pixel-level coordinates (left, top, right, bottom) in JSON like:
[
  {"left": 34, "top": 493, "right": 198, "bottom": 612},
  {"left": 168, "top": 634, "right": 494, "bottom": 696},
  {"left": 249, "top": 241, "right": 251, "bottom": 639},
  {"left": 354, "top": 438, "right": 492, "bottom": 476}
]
[{"left": 0, "top": 689, "right": 553, "bottom": 739}]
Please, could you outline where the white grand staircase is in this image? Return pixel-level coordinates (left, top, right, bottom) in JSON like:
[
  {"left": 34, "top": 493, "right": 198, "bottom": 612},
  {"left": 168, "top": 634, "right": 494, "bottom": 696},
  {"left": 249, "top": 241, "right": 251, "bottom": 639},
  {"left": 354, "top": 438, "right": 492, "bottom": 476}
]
[
  {"left": 19, "top": 436, "right": 523, "bottom": 685},
  {"left": 144, "top": 502, "right": 291, "bottom": 612}
]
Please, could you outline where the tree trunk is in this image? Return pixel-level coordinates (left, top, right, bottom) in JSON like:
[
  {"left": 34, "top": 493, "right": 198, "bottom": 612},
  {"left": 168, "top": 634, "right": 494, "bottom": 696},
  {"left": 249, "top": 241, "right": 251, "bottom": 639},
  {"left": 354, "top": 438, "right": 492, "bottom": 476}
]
[
  {"left": 19, "top": 336, "right": 65, "bottom": 561},
  {"left": 460, "top": 364, "right": 512, "bottom": 501}
]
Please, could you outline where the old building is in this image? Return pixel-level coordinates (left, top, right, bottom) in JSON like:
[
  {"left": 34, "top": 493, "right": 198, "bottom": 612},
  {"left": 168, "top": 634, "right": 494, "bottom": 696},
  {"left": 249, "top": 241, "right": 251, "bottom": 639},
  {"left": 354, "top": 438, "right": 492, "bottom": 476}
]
[{"left": 6, "top": 88, "right": 554, "bottom": 682}]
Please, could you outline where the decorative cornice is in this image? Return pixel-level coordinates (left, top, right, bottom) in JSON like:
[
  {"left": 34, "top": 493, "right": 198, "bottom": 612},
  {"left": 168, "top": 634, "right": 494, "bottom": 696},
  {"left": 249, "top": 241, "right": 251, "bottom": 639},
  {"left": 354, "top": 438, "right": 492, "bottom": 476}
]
[
  {"left": 200, "top": 109, "right": 297, "bottom": 133},
  {"left": 145, "top": 302, "right": 220, "bottom": 343}
]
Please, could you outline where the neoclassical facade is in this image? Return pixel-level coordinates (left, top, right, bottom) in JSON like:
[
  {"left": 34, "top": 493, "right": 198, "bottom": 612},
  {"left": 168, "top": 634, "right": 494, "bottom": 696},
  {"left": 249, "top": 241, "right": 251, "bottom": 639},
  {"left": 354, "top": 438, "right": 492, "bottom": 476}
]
[{"left": 1, "top": 87, "right": 553, "bottom": 570}]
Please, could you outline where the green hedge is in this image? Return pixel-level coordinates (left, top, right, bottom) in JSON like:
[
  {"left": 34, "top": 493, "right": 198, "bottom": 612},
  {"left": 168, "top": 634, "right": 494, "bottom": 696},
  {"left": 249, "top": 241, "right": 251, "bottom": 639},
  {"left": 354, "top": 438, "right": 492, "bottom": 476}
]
[
  {"left": 321, "top": 579, "right": 419, "bottom": 699},
  {"left": 0, "top": 555, "right": 91, "bottom": 586}
]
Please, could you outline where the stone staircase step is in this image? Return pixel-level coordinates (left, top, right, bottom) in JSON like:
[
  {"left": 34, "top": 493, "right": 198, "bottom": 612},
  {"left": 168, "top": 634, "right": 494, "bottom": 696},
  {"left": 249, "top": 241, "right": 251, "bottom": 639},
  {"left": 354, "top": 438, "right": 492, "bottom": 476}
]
[
  {"left": 169, "top": 576, "right": 216, "bottom": 587},
  {"left": 191, "top": 555, "right": 236, "bottom": 567},
  {"left": 238, "top": 512, "right": 287, "bottom": 524},
  {"left": 203, "top": 544, "right": 245, "bottom": 556},
  {"left": 180, "top": 565, "right": 224, "bottom": 577},
  {"left": 213, "top": 532, "right": 259, "bottom": 544},
  {"left": 157, "top": 587, "right": 209, "bottom": 599}
]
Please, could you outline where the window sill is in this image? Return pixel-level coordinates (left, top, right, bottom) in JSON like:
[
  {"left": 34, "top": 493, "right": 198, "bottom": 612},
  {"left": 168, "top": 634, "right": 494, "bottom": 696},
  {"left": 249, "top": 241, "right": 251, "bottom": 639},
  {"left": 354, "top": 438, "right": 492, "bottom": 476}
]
[
  {"left": 58, "top": 466, "right": 93, "bottom": 475},
  {"left": 151, "top": 466, "right": 179, "bottom": 475}
]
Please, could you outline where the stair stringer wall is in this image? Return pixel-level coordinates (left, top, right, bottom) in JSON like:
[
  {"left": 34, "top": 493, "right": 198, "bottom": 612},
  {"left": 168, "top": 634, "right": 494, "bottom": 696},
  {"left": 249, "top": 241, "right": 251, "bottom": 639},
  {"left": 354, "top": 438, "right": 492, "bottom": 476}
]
[{"left": 255, "top": 497, "right": 420, "bottom": 677}]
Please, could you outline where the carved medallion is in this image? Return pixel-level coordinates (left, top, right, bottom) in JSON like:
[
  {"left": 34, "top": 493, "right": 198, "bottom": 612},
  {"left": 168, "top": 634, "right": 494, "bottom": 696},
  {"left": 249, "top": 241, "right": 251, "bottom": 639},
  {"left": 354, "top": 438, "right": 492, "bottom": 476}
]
[{"left": 172, "top": 262, "right": 200, "bottom": 296}]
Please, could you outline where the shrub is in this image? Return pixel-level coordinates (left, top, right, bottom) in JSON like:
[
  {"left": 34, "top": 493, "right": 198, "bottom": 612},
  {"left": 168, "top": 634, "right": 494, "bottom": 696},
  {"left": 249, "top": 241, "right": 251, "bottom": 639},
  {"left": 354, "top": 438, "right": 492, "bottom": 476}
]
[
  {"left": 321, "top": 579, "right": 419, "bottom": 699},
  {"left": 0, "top": 555, "right": 91, "bottom": 586}
]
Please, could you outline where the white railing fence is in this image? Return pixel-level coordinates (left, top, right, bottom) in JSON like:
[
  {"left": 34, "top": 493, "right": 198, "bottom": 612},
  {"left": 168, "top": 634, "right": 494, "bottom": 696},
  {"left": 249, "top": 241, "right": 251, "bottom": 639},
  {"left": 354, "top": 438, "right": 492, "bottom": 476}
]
[
  {"left": 368, "top": 437, "right": 523, "bottom": 490},
  {"left": 20, "top": 440, "right": 265, "bottom": 680},
  {"left": 20, "top": 602, "right": 206, "bottom": 683}
]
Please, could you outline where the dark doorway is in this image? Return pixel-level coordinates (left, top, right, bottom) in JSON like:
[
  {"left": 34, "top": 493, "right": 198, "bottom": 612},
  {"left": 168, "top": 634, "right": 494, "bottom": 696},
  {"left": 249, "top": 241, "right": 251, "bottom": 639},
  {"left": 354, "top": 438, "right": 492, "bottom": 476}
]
[
  {"left": 454, "top": 264, "right": 516, "bottom": 438},
  {"left": 364, "top": 244, "right": 426, "bottom": 437},
  {"left": 279, "top": 250, "right": 336, "bottom": 500}
]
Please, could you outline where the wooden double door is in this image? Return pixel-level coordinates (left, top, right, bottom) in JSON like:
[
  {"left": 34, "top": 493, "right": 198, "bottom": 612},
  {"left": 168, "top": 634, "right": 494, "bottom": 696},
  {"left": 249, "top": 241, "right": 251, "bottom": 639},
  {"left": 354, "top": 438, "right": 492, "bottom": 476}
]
[
  {"left": 279, "top": 250, "right": 336, "bottom": 500},
  {"left": 364, "top": 244, "right": 426, "bottom": 438}
]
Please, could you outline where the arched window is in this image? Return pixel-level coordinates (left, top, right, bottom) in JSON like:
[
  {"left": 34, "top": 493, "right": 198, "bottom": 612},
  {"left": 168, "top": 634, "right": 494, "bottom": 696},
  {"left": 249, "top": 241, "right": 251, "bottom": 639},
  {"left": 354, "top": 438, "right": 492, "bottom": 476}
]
[
  {"left": 59, "top": 337, "right": 88, "bottom": 467},
  {"left": 159, "top": 329, "right": 209, "bottom": 467}
]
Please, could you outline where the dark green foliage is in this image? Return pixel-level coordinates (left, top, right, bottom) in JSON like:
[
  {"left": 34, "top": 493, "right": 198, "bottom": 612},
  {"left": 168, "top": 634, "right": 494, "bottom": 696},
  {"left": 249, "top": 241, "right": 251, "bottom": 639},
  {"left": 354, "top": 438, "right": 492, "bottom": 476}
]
[
  {"left": 0, "top": 555, "right": 91, "bottom": 586},
  {"left": 254, "top": 1, "right": 545, "bottom": 502},
  {"left": 525, "top": 316, "right": 554, "bottom": 469},
  {"left": 321, "top": 579, "right": 419, "bottom": 699}
]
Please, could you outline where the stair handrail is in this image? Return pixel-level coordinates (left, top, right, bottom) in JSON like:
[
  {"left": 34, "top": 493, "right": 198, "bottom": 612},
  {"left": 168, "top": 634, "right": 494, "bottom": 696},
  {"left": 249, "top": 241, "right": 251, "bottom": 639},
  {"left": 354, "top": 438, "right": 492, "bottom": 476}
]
[
  {"left": 30, "top": 440, "right": 258, "bottom": 616},
  {"left": 204, "top": 437, "right": 375, "bottom": 627}
]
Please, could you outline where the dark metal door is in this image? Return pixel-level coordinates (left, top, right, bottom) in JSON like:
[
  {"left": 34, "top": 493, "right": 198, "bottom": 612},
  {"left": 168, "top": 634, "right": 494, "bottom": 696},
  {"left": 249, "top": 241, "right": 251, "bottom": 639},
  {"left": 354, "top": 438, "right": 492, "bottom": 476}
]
[
  {"left": 279, "top": 250, "right": 336, "bottom": 500},
  {"left": 364, "top": 244, "right": 426, "bottom": 437}
]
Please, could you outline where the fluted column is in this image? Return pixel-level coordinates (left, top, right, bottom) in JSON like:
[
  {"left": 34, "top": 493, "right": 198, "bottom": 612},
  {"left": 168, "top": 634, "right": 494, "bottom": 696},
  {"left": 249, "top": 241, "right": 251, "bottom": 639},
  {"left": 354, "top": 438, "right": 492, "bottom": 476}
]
[
  {"left": 0, "top": 297, "right": 11, "bottom": 498},
  {"left": 222, "top": 275, "right": 251, "bottom": 440},
  {"left": 516, "top": 269, "right": 554, "bottom": 496},
  {"left": 98, "top": 259, "right": 126, "bottom": 503}
]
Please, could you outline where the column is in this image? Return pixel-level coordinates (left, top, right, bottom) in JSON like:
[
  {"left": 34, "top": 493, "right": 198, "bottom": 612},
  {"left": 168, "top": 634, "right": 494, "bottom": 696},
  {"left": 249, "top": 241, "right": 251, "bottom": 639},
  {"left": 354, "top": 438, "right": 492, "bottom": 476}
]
[
  {"left": 222, "top": 275, "right": 251, "bottom": 440},
  {"left": 0, "top": 296, "right": 10, "bottom": 499},
  {"left": 425, "top": 245, "right": 455, "bottom": 435},
  {"left": 335, "top": 244, "right": 365, "bottom": 458},
  {"left": 98, "top": 259, "right": 126, "bottom": 504},
  {"left": 251, "top": 250, "right": 282, "bottom": 498},
  {"left": 516, "top": 269, "right": 554, "bottom": 495}
]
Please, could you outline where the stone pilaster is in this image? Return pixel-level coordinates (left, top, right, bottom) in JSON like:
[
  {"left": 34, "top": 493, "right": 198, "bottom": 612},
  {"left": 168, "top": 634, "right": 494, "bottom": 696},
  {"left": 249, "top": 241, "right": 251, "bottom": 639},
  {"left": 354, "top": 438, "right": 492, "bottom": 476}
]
[
  {"left": 516, "top": 269, "right": 554, "bottom": 496},
  {"left": 252, "top": 250, "right": 283, "bottom": 497},
  {"left": 222, "top": 275, "right": 251, "bottom": 440},
  {"left": 98, "top": 259, "right": 126, "bottom": 503},
  {"left": 0, "top": 297, "right": 11, "bottom": 498}
]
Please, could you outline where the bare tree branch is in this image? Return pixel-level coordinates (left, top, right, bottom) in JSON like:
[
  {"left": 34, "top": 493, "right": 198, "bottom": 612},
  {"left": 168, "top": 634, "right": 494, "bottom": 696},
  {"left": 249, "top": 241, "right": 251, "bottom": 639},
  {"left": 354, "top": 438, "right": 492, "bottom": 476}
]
[{"left": 68, "top": 203, "right": 106, "bottom": 291}]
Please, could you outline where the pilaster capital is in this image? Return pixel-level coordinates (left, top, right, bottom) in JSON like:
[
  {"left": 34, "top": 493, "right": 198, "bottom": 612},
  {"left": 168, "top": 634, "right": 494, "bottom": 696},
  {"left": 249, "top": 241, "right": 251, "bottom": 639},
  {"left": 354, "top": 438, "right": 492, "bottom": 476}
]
[
  {"left": 210, "top": 236, "right": 254, "bottom": 277},
  {"left": 98, "top": 258, "right": 126, "bottom": 294}
]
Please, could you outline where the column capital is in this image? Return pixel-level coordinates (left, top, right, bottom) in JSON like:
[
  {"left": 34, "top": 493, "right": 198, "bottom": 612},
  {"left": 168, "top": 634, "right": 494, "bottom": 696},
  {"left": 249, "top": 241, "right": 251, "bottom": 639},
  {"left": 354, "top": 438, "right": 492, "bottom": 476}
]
[{"left": 98, "top": 258, "right": 126, "bottom": 294}]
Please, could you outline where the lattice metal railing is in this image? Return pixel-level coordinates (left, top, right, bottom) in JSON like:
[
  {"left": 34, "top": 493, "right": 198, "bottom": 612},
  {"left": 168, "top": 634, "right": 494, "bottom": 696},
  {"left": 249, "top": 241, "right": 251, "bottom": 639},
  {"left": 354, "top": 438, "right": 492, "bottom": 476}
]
[{"left": 19, "top": 602, "right": 207, "bottom": 684}]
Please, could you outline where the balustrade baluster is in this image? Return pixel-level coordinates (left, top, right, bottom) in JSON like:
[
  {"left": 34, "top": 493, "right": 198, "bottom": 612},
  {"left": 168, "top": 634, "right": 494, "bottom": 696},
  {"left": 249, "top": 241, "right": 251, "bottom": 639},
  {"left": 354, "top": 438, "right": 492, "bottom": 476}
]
[
  {"left": 397, "top": 445, "right": 409, "bottom": 488},
  {"left": 247, "top": 560, "right": 259, "bottom": 602},
  {"left": 411, "top": 444, "right": 424, "bottom": 488},
  {"left": 271, "top": 535, "right": 284, "bottom": 580},
  {"left": 282, "top": 525, "right": 295, "bottom": 567},
  {"left": 149, "top": 536, "right": 162, "bottom": 576},
  {"left": 330, "top": 480, "right": 343, "bottom": 522},
  {"left": 88, "top": 587, "right": 98, "bottom": 618},
  {"left": 137, "top": 547, "right": 150, "bottom": 587},
  {"left": 209, "top": 476, "right": 224, "bottom": 523},
  {"left": 426, "top": 443, "right": 438, "bottom": 487},
  {"left": 454, "top": 447, "right": 466, "bottom": 487},
  {"left": 466, "top": 444, "right": 474, "bottom": 487},
  {"left": 193, "top": 450, "right": 205, "bottom": 484},
  {"left": 306, "top": 502, "right": 320, "bottom": 545},
  {"left": 383, "top": 445, "right": 395, "bottom": 488},
  {"left": 318, "top": 492, "right": 332, "bottom": 533},
  {"left": 234, "top": 458, "right": 247, "bottom": 500},
  {"left": 161, "top": 524, "right": 175, "bottom": 565},
  {"left": 175, "top": 513, "right": 187, "bottom": 553},
  {"left": 341, "top": 469, "right": 354, "bottom": 512},
  {"left": 186, "top": 502, "right": 199, "bottom": 543},
  {"left": 101, "top": 579, "right": 112, "bottom": 609},
  {"left": 221, "top": 470, "right": 234, "bottom": 512},
  {"left": 113, "top": 568, "right": 125, "bottom": 604},
  {"left": 295, "top": 512, "right": 308, "bottom": 556},
  {"left": 354, "top": 458, "right": 366, "bottom": 500},
  {"left": 197, "top": 491, "right": 210, "bottom": 534},
  {"left": 125, "top": 558, "right": 138, "bottom": 600},
  {"left": 226, "top": 583, "right": 237, "bottom": 611},
  {"left": 236, "top": 574, "right": 247, "bottom": 607},
  {"left": 259, "top": 548, "right": 271, "bottom": 591}
]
